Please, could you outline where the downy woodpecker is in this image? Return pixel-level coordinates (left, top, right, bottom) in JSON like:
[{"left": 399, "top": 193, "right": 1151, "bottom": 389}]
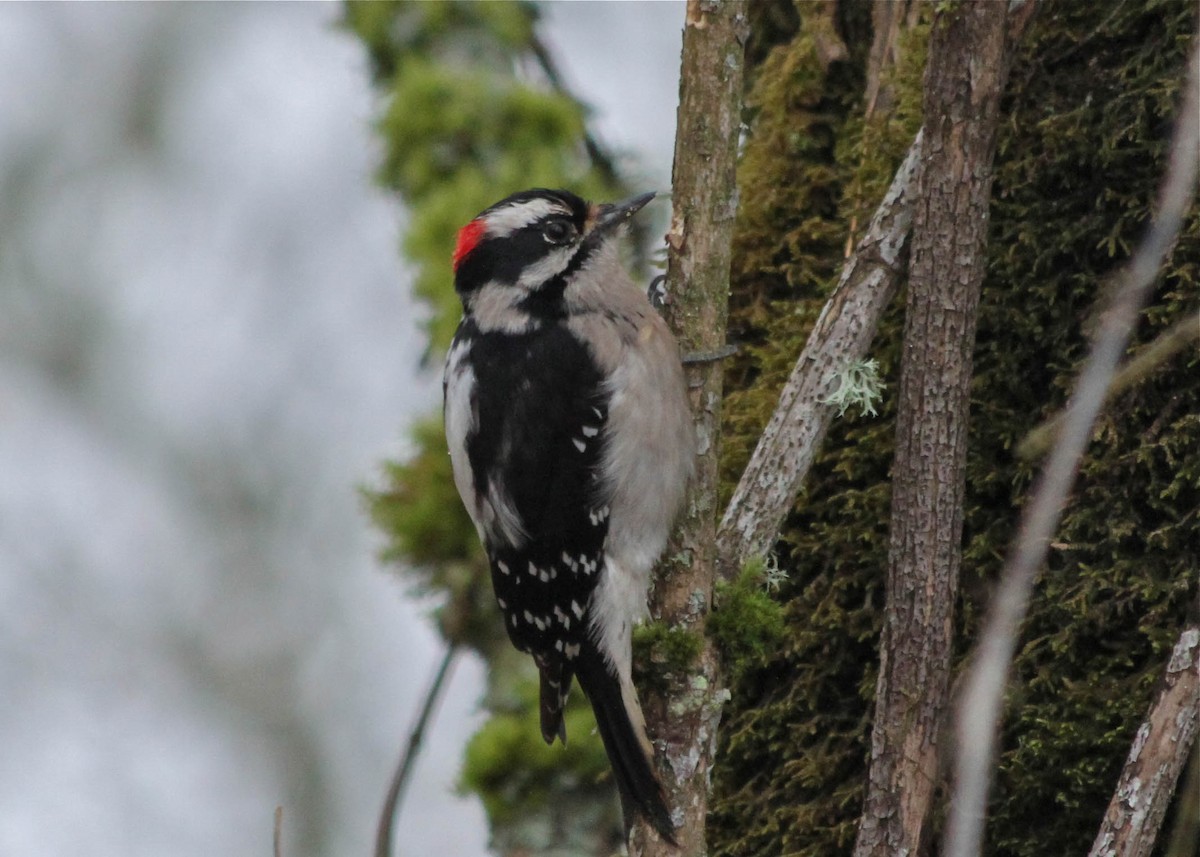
[{"left": 443, "top": 188, "right": 694, "bottom": 842}]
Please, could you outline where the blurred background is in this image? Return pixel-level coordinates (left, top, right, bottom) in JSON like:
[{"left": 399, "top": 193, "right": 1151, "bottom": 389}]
[{"left": 0, "top": 3, "right": 681, "bottom": 856}]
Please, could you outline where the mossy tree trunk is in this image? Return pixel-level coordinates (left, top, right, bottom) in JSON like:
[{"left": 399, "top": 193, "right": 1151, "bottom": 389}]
[
  {"left": 854, "top": 4, "right": 1016, "bottom": 856},
  {"left": 635, "top": 2, "right": 746, "bottom": 855}
]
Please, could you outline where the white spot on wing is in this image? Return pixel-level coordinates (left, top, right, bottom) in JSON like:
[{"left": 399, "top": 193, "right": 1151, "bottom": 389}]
[
  {"left": 573, "top": 438, "right": 586, "bottom": 453},
  {"left": 582, "top": 425, "right": 600, "bottom": 437}
]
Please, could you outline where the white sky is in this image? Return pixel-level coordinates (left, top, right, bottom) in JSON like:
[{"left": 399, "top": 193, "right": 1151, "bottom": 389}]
[{"left": 0, "top": 2, "right": 682, "bottom": 856}]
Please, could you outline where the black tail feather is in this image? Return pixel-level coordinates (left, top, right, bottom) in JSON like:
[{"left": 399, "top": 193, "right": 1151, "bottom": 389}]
[
  {"left": 538, "top": 665, "right": 571, "bottom": 745},
  {"left": 574, "top": 648, "right": 677, "bottom": 845}
]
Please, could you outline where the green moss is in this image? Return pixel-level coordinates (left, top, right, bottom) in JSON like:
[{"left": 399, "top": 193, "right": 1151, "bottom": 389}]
[
  {"left": 708, "top": 559, "right": 787, "bottom": 677},
  {"left": 344, "top": 0, "right": 623, "bottom": 358},
  {"left": 633, "top": 621, "right": 705, "bottom": 685}
]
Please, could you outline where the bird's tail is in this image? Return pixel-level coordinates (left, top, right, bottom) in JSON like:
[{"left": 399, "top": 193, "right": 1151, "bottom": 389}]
[
  {"left": 574, "top": 645, "right": 677, "bottom": 844},
  {"left": 538, "top": 663, "right": 571, "bottom": 746}
]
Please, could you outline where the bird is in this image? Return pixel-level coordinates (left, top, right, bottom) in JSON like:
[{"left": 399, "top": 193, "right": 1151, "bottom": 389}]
[{"left": 442, "top": 187, "right": 694, "bottom": 843}]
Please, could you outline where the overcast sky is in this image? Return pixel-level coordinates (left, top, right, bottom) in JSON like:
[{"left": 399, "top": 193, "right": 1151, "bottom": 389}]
[{"left": 0, "top": 3, "right": 682, "bottom": 856}]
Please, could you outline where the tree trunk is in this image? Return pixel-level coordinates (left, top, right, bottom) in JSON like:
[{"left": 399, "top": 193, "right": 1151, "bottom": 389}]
[
  {"left": 853, "top": 4, "right": 1014, "bottom": 856},
  {"left": 1088, "top": 626, "right": 1199, "bottom": 857},
  {"left": 634, "top": 1, "right": 745, "bottom": 855}
]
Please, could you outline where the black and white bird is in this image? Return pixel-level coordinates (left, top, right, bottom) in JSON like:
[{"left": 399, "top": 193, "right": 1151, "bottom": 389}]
[{"left": 443, "top": 188, "right": 694, "bottom": 842}]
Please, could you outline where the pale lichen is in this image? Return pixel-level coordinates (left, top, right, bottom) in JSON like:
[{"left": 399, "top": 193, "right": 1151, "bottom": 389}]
[{"left": 822, "top": 357, "right": 886, "bottom": 417}]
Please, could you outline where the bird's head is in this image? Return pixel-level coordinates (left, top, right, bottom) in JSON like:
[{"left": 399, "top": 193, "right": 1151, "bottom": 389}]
[{"left": 451, "top": 188, "right": 654, "bottom": 322}]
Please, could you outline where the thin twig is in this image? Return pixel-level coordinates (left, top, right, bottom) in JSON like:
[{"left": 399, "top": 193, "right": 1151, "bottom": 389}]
[
  {"left": 374, "top": 645, "right": 460, "bottom": 857},
  {"left": 528, "top": 33, "right": 621, "bottom": 188},
  {"left": 1018, "top": 312, "right": 1200, "bottom": 459},
  {"left": 943, "top": 35, "right": 1200, "bottom": 857},
  {"left": 526, "top": 29, "right": 659, "bottom": 272},
  {"left": 273, "top": 806, "right": 283, "bottom": 857}
]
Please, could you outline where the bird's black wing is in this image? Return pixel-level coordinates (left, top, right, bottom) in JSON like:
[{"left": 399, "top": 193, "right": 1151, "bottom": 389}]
[{"left": 463, "top": 320, "right": 610, "bottom": 739}]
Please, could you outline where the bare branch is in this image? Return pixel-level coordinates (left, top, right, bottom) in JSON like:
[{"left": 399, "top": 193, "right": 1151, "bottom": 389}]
[
  {"left": 715, "top": 0, "right": 1042, "bottom": 580},
  {"left": 374, "top": 646, "right": 459, "bottom": 857},
  {"left": 943, "top": 34, "right": 1200, "bottom": 857},
  {"left": 273, "top": 806, "right": 284, "bottom": 857},
  {"left": 716, "top": 132, "right": 922, "bottom": 575},
  {"left": 1089, "top": 626, "right": 1200, "bottom": 857}
]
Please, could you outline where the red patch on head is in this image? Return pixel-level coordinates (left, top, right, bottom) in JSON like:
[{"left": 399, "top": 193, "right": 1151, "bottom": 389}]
[{"left": 453, "top": 219, "right": 486, "bottom": 270}]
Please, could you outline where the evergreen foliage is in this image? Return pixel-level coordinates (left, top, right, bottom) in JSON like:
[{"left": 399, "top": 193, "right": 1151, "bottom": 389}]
[{"left": 710, "top": 3, "right": 1198, "bottom": 857}]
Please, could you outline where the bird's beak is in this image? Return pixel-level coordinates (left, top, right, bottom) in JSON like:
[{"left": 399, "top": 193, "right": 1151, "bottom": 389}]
[{"left": 594, "top": 191, "right": 656, "bottom": 236}]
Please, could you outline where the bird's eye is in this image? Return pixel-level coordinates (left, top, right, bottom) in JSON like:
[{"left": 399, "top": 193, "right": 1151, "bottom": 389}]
[{"left": 542, "top": 219, "right": 574, "bottom": 245}]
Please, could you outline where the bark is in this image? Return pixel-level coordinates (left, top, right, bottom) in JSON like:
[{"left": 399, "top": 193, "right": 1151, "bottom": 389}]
[
  {"left": 634, "top": 1, "right": 746, "bottom": 855},
  {"left": 1089, "top": 626, "right": 1200, "bottom": 857},
  {"left": 717, "top": 0, "right": 1035, "bottom": 583},
  {"left": 852, "top": 5, "right": 1015, "bottom": 856}
]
